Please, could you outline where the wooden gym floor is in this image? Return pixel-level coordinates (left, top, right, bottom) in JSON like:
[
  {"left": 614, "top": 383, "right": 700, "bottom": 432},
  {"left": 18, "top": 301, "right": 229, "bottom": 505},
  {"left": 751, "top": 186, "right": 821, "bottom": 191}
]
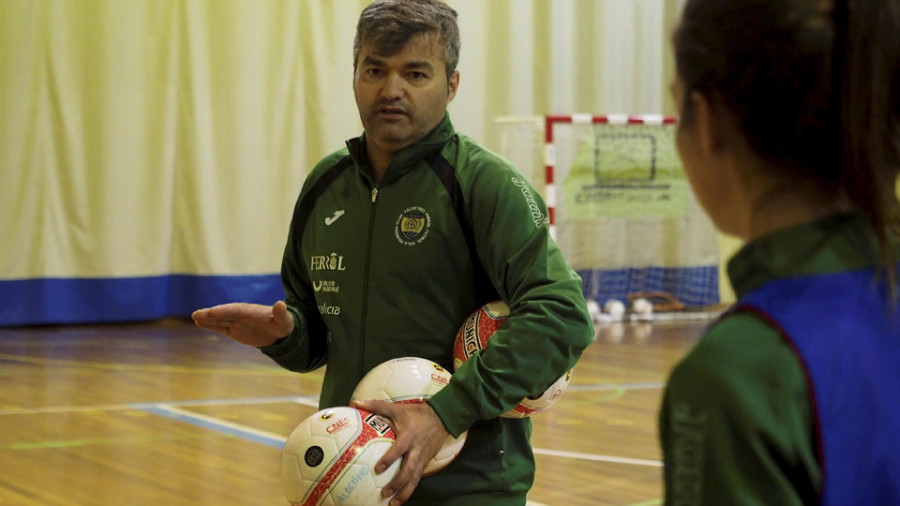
[{"left": 0, "top": 317, "right": 711, "bottom": 506}]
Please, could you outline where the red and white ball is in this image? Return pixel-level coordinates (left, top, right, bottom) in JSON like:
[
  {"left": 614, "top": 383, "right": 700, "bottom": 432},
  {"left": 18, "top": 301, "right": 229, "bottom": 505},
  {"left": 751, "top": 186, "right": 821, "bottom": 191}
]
[
  {"left": 351, "top": 357, "right": 452, "bottom": 403},
  {"left": 281, "top": 407, "right": 400, "bottom": 506},
  {"left": 453, "top": 301, "right": 572, "bottom": 418},
  {"left": 351, "top": 357, "right": 467, "bottom": 475}
]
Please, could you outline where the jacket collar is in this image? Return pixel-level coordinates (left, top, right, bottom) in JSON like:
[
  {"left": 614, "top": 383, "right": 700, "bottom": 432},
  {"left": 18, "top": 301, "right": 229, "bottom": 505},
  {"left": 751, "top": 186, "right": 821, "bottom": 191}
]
[
  {"left": 727, "top": 211, "right": 882, "bottom": 297},
  {"left": 346, "top": 113, "right": 455, "bottom": 185}
]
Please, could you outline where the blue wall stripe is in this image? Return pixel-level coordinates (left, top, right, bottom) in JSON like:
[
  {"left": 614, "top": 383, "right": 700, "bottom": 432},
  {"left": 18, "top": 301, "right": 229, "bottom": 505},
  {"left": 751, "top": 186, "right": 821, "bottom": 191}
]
[
  {"left": 0, "top": 274, "right": 284, "bottom": 327},
  {"left": 0, "top": 267, "right": 719, "bottom": 327}
]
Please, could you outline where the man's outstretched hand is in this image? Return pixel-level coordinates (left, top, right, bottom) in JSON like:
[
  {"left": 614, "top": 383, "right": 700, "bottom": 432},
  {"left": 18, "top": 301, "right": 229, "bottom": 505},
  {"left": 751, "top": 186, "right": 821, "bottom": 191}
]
[
  {"left": 351, "top": 399, "right": 451, "bottom": 506},
  {"left": 192, "top": 300, "right": 294, "bottom": 348}
]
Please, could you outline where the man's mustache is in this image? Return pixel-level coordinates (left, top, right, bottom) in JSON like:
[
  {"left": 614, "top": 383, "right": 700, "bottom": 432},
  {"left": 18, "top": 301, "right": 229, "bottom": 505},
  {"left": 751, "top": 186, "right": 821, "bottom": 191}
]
[{"left": 374, "top": 102, "right": 409, "bottom": 115}]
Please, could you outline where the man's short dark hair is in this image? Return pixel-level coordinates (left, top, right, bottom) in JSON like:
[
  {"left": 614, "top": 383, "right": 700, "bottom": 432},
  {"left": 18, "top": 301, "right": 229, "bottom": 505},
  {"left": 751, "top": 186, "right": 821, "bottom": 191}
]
[{"left": 353, "top": 0, "right": 460, "bottom": 81}]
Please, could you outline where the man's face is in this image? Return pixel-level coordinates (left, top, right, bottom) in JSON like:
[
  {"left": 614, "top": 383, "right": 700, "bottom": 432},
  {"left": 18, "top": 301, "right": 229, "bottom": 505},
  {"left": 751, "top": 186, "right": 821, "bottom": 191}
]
[{"left": 353, "top": 33, "right": 459, "bottom": 156}]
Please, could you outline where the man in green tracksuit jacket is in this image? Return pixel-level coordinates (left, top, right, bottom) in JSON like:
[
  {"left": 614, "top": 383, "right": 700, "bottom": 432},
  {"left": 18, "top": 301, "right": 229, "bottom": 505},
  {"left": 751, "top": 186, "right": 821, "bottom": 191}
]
[{"left": 192, "top": 1, "right": 594, "bottom": 504}]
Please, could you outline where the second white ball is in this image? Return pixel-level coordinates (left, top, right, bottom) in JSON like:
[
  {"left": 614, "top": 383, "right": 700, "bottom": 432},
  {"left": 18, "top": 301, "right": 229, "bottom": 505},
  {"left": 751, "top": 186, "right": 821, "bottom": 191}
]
[
  {"left": 632, "top": 297, "right": 654, "bottom": 316},
  {"left": 604, "top": 299, "right": 626, "bottom": 319}
]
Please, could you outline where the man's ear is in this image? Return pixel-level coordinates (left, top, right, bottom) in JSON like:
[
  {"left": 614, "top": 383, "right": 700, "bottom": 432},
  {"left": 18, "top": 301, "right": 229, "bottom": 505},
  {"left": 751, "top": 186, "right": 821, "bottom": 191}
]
[
  {"left": 447, "top": 70, "right": 460, "bottom": 102},
  {"left": 690, "top": 90, "right": 726, "bottom": 155}
]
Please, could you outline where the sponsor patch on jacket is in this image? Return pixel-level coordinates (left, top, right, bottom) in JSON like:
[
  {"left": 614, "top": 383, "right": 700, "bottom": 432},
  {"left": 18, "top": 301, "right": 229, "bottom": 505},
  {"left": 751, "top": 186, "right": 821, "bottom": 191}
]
[
  {"left": 313, "top": 280, "right": 340, "bottom": 293},
  {"left": 395, "top": 206, "right": 431, "bottom": 246},
  {"left": 310, "top": 252, "right": 347, "bottom": 271}
]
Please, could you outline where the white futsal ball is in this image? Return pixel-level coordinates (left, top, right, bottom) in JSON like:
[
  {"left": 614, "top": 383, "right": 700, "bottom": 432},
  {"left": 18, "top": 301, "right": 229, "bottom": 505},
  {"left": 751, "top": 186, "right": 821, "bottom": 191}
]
[
  {"left": 632, "top": 297, "right": 654, "bottom": 317},
  {"left": 603, "top": 299, "right": 626, "bottom": 320},
  {"left": 586, "top": 298, "right": 602, "bottom": 322},
  {"left": 453, "top": 301, "right": 572, "bottom": 418},
  {"left": 281, "top": 407, "right": 400, "bottom": 506},
  {"left": 351, "top": 357, "right": 452, "bottom": 403},
  {"left": 351, "top": 357, "right": 466, "bottom": 475}
]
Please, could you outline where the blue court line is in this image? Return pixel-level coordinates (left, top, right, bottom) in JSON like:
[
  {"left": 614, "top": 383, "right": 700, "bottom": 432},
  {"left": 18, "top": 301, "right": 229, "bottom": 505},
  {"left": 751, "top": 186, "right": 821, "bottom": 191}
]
[{"left": 139, "top": 404, "right": 288, "bottom": 449}]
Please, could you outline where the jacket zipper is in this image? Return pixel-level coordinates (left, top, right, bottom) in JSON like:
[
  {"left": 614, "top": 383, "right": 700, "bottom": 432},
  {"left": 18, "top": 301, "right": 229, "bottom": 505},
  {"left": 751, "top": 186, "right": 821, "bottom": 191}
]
[{"left": 359, "top": 187, "right": 379, "bottom": 378}]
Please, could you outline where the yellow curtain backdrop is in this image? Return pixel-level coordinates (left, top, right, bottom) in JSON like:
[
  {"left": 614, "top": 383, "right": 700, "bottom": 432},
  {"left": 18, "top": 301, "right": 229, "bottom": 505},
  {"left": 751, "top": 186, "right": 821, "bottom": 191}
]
[{"left": 0, "top": 0, "right": 706, "bottom": 326}]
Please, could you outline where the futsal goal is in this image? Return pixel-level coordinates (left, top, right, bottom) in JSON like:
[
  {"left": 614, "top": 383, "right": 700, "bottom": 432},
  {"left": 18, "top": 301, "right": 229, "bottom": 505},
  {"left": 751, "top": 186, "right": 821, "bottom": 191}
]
[{"left": 493, "top": 114, "right": 720, "bottom": 310}]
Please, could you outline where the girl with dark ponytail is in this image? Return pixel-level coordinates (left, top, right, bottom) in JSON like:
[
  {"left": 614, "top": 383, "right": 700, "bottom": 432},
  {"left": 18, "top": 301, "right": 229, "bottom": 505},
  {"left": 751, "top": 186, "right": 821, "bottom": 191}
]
[{"left": 660, "top": 0, "right": 900, "bottom": 503}]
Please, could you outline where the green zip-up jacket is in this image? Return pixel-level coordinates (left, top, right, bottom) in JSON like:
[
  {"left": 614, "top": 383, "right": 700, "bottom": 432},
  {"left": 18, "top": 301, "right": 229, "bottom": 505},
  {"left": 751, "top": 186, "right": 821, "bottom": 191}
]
[
  {"left": 659, "top": 213, "right": 888, "bottom": 505},
  {"left": 262, "top": 114, "right": 594, "bottom": 505}
]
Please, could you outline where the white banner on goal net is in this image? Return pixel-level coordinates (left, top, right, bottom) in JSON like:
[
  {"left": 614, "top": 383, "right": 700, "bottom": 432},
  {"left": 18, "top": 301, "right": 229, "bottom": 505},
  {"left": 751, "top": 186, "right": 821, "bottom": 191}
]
[{"left": 494, "top": 115, "right": 720, "bottom": 308}]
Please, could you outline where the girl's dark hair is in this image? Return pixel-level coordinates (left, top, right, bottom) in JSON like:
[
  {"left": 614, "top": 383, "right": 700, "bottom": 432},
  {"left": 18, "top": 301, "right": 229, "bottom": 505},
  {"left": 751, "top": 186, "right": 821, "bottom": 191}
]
[{"left": 674, "top": 0, "right": 900, "bottom": 288}]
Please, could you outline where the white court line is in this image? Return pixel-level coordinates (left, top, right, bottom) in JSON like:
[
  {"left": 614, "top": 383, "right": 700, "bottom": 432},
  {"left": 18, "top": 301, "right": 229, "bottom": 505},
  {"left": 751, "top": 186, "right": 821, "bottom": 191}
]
[
  {"left": 567, "top": 382, "right": 665, "bottom": 392},
  {"left": 144, "top": 405, "right": 664, "bottom": 468},
  {"left": 145, "top": 407, "right": 665, "bottom": 468},
  {"left": 533, "top": 448, "right": 662, "bottom": 467},
  {"left": 4, "top": 396, "right": 663, "bottom": 468}
]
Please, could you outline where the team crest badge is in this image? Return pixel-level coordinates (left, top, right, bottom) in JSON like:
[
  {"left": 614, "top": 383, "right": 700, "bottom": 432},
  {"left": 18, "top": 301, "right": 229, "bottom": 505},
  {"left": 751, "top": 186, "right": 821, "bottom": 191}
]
[{"left": 395, "top": 206, "right": 431, "bottom": 245}]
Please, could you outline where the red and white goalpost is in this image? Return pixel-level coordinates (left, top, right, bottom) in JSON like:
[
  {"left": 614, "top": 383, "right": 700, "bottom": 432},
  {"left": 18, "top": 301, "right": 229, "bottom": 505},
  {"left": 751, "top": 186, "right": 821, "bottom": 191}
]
[
  {"left": 494, "top": 114, "right": 720, "bottom": 311},
  {"left": 542, "top": 114, "right": 677, "bottom": 240}
]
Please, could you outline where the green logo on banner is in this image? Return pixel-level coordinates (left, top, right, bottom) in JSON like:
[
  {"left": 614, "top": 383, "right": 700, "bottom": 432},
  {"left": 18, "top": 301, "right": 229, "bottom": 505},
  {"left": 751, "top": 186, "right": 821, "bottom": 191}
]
[{"left": 563, "top": 125, "right": 688, "bottom": 219}]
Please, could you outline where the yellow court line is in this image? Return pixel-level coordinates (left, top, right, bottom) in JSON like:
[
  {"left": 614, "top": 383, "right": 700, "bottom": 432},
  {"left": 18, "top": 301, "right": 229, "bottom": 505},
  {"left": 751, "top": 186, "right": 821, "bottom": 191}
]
[
  {"left": 7, "top": 432, "right": 231, "bottom": 450},
  {"left": 0, "top": 352, "right": 302, "bottom": 375}
]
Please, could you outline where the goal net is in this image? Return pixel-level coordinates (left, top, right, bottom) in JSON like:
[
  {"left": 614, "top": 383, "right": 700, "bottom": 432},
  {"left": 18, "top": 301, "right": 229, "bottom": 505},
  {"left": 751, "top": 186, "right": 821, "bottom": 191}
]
[{"left": 494, "top": 115, "right": 720, "bottom": 309}]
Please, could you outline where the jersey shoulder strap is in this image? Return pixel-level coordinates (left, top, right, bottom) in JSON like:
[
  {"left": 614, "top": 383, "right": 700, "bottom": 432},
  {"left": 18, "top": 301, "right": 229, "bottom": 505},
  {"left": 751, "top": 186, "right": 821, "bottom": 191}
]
[{"left": 426, "top": 152, "right": 500, "bottom": 305}]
